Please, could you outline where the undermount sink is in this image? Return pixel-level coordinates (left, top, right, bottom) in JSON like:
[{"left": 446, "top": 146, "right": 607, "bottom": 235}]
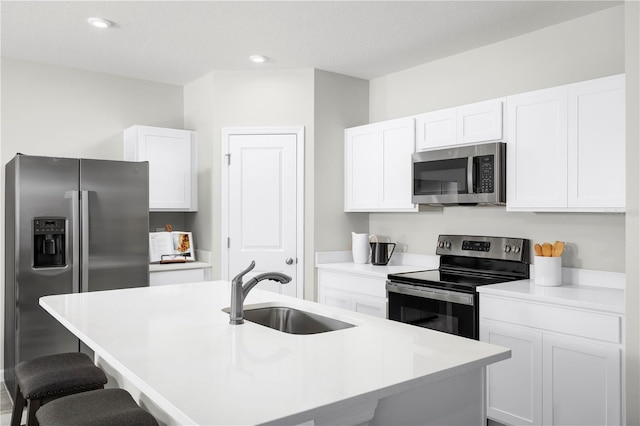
[{"left": 226, "top": 306, "right": 355, "bottom": 335}]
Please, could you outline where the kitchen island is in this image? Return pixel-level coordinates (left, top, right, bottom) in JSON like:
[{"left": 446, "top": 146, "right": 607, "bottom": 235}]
[{"left": 40, "top": 281, "right": 509, "bottom": 426}]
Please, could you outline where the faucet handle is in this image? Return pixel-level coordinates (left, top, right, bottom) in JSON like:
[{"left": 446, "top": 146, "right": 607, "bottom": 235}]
[{"left": 232, "top": 260, "right": 256, "bottom": 285}]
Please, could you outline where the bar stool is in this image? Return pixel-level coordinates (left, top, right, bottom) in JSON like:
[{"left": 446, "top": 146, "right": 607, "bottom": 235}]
[
  {"left": 10, "top": 352, "right": 108, "bottom": 426},
  {"left": 35, "top": 388, "right": 159, "bottom": 426}
]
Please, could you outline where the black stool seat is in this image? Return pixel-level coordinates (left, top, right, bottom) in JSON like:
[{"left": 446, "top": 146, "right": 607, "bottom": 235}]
[
  {"left": 36, "top": 388, "right": 159, "bottom": 426},
  {"left": 11, "top": 352, "right": 108, "bottom": 426},
  {"left": 16, "top": 352, "right": 107, "bottom": 399}
]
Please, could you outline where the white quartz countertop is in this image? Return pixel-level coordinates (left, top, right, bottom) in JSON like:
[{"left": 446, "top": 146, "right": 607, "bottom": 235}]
[
  {"left": 315, "top": 262, "right": 434, "bottom": 278},
  {"left": 40, "top": 282, "right": 509, "bottom": 426},
  {"left": 478, "top": 279, "right": 624, "bottom": 314},
  {"left": 315, "top": 251, "right": 440, "bottom": 278},
  {"left": 149, "top": 261, "right": 211, "bottom": 272}
]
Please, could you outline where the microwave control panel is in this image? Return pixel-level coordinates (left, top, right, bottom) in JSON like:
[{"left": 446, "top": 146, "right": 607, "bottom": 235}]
[{"left": 476, "top": 155, "right": 494, "bottom": 193}]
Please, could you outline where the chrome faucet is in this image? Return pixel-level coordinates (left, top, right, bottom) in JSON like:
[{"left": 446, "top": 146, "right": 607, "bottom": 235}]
[{"left": 229, "top": 261, "right": 292, "bottom": 325}]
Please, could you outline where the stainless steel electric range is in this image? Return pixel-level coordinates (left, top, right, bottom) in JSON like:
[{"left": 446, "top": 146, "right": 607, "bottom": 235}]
[{"left": 386, "top": 235, "right": 530, "bottom": 340}]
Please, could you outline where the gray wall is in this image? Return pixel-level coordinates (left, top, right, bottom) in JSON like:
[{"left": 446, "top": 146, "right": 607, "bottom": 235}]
[
  {"left": 625, "top": 2, "right": 640, "bottom": 424},
  {"left": 0, "top": 57, "right": 185, "bottom": 382},
  {"left": 1, "top": 58, "right": 184, "bottom": 163},
  {"left": 184, "top": 69, "right": 316, "bottom": 295},
  {"left": 368, "top": 6, "right": 626, "bottom": 272},
  {"left": 313, "top": 70, "right": 369, "bottom": 299},
  {"left": 183, "top": 69, "right": 370, "bottom": 300}
]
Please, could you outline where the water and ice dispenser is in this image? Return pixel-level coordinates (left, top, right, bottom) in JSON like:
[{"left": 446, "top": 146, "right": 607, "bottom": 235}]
[{"left": 33, "top": 217, "right": 66, "bottom": 268}]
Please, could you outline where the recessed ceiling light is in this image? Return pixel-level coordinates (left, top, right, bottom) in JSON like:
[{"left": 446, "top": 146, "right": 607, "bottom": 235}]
[
  {"left": 87, "top": 17, "right": 114, "bottom": 29},
  {"left": 249, "top": 55, "right": 269, "bottom": 64}
]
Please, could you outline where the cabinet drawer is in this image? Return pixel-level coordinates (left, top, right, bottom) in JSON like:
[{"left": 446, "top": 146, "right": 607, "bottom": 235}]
[
  {"left": 150, "top": 268, "right": 206, "bottom": 286},
  {"left": 481, "top": 296, "right": 621, "bottom": 344},
  {"left": 318, "top": 269, "right": 386, "bottom": 298}
]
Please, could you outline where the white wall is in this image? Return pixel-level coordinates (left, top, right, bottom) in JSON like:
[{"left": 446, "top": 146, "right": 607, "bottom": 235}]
[
  {"left": 368, "top": 6, "right": 626, "bottom": 272},
  {"left": 1, "top": 57, "right": 184, "bottom": 381}
]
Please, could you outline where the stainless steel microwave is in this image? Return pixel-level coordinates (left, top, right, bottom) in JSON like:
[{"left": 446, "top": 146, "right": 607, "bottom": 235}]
[{"left": 412, "top": 142, "right": 506, "bottom": 206}]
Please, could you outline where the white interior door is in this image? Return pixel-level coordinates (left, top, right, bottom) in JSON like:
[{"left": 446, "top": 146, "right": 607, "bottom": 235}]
[{"left": 223, "top": 128, "right": 303, "bottom": 298}]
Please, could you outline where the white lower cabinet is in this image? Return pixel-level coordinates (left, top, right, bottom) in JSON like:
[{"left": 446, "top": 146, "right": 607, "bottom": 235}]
[
  {"left": 543, "top": 335, "right": 621, "bottom": 426},
  {"left": 317, "top": 269, "right": 387, "bottom": 318},
  {"left": 483, "top": 321, "right": 543, "bottom": 425},
  {"left": 480, "top": 295, "right": 622, "bottom": 426},
  {"left": 150, "top": 267, "right": 208, "bottom": 286}
]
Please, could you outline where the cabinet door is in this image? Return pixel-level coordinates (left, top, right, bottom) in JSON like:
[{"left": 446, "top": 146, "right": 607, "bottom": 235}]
[
  {"left": 567, "top": 74, "right": 626, "bottom": 210},
  {"left": 353, "top": 294, "right": 387, "bottom": 318},
  {"left": 319, "top": 287, "right": 353, "bottom": 311},
  {"left": 415, "top": 108, "right": 457, "bottom": 150},
  {"left": 344, "top": 124, "right": 380, "bottom": 211},
  {"left": 457, "top": 99, "right": 504, "bottom": 144},
  {"left": 124, "top": 126, "right": 197, "bottom": 211},
  {"left": 481, "top": 320, "right": 543, "bottom": 426},
  {"left": 379, "top": 117, "right": 417, "bottom": 211},
  {"left": 345, "top": 119, "right": 416, "bottom": 212},
  {"left": 543, "top": 335, "right": 621, "bottom": 426},
  {"left": 506, "top": 87, "right": 568, "bottom": 210}
]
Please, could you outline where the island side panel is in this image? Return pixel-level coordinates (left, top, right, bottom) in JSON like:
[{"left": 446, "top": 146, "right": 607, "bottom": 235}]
[
  {"left": 369, "top": 368, "right": 485, "bottom": 426},
  {"left": 95, "top": 354, "right": 188, "bottom": 426}
]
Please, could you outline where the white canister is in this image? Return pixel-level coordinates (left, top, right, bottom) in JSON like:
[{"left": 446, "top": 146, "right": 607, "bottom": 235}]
[
  {"left": 351, "top": 232, "right": 370, "bottom": 264},
  {"left": 534, "top": 256, "right": 562, "bottom": 286}
]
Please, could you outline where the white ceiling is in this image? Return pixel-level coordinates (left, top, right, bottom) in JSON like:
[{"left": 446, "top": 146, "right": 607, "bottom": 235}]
[{"left": 1, "top": 1, "right": 621, "bottom": 86}]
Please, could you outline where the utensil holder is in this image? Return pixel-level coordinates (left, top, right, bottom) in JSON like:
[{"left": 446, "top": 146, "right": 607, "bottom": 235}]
[{"left": 534, "top": 256, "right": 562, "bottom": 286}]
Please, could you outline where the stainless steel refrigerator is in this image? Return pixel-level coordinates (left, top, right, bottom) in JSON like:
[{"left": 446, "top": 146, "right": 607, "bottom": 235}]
[{"left": 4, "top": 154, "right": 149, "bottom": 396}]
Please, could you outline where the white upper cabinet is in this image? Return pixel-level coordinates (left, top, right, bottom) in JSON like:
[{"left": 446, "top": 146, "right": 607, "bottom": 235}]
[
  {"left": 124, "top": 125, "right": 198, "bottom": 212},
  {"left": 507, "top": 74, "right": 625, "bottom": 212},
  {"left": 457, "top": 99, "right": 504, "bottom": 144},
  {"left": 567, "top": 75, "right": 626, "bottom": 209},
  {"left": 345, "top": 117, "right": 417, "bottom": 212},
  {"left": 506, "top": 86, "right": 569, "bottom": 209},
  {"left": 344, "top": 124, "right": 379, "bottom": 210},
  {"left": 415, "top": 107, "right": 457, "bottom": 150},
  {"left": 415, "top": 99, "right": 504, "bottom": 151}
]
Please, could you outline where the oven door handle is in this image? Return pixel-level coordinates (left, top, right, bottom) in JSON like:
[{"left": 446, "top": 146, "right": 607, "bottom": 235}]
[{"left": 386, "top": 281, "right": 475, "bottom": 306}]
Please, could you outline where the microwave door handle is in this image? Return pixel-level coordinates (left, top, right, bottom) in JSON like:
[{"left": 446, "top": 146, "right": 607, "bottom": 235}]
[{"left": 467, "top": 157, "right": 474, "bottom": 193}]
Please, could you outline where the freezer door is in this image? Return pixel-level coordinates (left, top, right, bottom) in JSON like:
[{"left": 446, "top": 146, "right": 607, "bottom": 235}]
[
  {"left": 5, "top": 155, "right": 80, "bottom": 393},
  {"left": 80, "top": 159, "right": 149, "bottom": 292}
]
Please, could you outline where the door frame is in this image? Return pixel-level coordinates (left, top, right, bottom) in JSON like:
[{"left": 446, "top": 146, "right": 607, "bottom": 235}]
[{"left": 221, "top": 126, "right": 305, "bottom": 298}]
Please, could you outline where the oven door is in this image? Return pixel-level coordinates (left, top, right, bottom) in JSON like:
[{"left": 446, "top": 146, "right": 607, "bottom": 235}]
[{"left": 386, "top": 281, "right": 478, "bottom": 339}]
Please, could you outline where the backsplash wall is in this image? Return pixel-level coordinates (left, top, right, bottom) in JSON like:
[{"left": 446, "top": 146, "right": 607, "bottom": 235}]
[
  {"left": 370, "top": 208, "right": 625, "bottom": 272},
  {"left": 368, "top": 6, "right": 626, "bottom": 273}
]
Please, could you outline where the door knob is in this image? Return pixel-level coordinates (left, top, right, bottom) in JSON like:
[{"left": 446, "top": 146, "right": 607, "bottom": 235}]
[{"left": 285, "top": 257, "right": 294, "bottom": 265}]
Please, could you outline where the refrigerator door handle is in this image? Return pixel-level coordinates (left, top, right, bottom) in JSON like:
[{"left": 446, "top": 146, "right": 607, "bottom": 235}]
[
  {"left": 68, "top": 190, "right": 81, "bottom": 294},
  {"left": 81, "top": 191, "right": 90, "bottom": 292}
]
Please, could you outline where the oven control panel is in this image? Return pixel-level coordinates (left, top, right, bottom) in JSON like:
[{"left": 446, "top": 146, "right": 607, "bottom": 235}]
[
  {"left": 436, "top": 235, "right": 529, "bottom": 262},
  {"left": 461, "top": 240, "right": 491, "bottom": 252}
]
